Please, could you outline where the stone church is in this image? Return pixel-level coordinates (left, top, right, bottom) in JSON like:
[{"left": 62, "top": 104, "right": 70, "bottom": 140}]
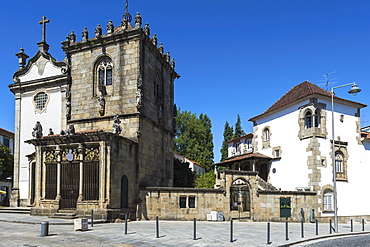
[{"left": 9, "top": 7, "right": 179, "bottom": 219}]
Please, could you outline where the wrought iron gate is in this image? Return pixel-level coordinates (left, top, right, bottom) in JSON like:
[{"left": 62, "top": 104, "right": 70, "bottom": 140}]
[{"left": 60, "top": 162, "right": 79, "bottom": 209}]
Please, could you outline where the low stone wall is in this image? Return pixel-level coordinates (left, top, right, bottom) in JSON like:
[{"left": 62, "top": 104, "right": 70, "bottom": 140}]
[{"left": 139, "top": 187, "right": 227, "bottom": 221}]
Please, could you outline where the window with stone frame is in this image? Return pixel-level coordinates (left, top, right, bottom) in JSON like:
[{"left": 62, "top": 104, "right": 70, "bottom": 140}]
[
  {"left": 323, "top": 189, "right": 333, "bottom": 211},
  {"left": 335, "top": 151, "right": 343, "bottom": 173},
  {"left": 298, "top": 99, "right": 327, "bottom": 140},
  {"left": 262, "top": 127, "right": 271, "bottom": 149},
  {"left": 96, "top": 58, "right": 113, "bottom": 95},
  {"left": 332, "top": 143, "right": 348, "bottom": 181},
  {"left": 33, "top": 91, "right": 50, "bottom": 113}
]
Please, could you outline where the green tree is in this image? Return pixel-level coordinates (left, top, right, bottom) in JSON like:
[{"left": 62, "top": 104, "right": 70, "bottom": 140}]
[
  {"left": 220, "top": 121, "right": 234, "bottom": 162},
  {"left": 174, "top": 108, "right": 214, "bottom": 171},
  {"left": 0, "top": 145, "right": 13, "bottom": 180},
  {"left": 233, "top": 114, "right": 246, "bottom": 138},
  {"left": 194, "top": 171, "right": 216, "bottom": 188},
  {"left": 173, "top": 158, "right": 195, "bottom": 187}
]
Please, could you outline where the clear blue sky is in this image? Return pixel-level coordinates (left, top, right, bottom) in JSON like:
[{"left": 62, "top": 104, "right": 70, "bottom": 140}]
[{"left": 1, "top": 1, "right": 370, "bottom": 162}]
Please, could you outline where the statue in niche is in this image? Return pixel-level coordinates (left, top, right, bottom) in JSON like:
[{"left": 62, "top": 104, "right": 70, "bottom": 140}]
[
  {"left": 95, "top": 24, "right": 102, "bottom": 37},
  {"left": 68, "top": 31, "right": 76, "bottom": 44},
  {"left": 136, "top": 88, "right": 142, "bottom": 109},
  {"left": 135, "top": 12, "right": 142, "bottom": 28},
  {"left": 61, "top": 124, "right": 75, "bottom": 136},
  {"left": 112, "top": 114, "right": 123, "bottom": 135},
  {"left": 107, "top": 20, "right": 114, "bottom": 34},
  {"left": 98, "top": 95, "right": 106, "bottom": 116},
  {"left": 32, "top": 121, "right": 43, "bottom": 139},
  {"left": 82, "top": 27, "right": 89, "bottom": 41},
  {"left": 48, "top": 128, "right": 54, "bottom": 136},
  {"left": 144, "top": 23, "right": 150, "bottom": 36},
  {"left": 151, "top": 34, "right": 158, "bottom": 46}
]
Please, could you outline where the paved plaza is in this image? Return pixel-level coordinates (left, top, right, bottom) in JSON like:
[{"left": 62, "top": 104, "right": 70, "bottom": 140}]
[{"left": 0, "top": 213, "right": 369, "bottom": 246}]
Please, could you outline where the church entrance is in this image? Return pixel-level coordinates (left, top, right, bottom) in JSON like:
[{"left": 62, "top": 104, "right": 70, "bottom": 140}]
[{"left": 60, "top": 162, "right": 79, "bottom": 209}]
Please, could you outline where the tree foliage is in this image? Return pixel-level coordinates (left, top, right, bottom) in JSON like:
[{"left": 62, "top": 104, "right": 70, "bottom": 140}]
[
  {"left": 174, "top": 108, "right": 214, "bottom": 171},
  {"left": 233, "top": 114, "right": 246, "bottom": 138},
  {"left": 0, "top": 145, "right": 13, "bottom": 180},
  {"left": 173, "top": 158, "right": 195, "bottom": 187},
  {"left": 220, "top": 121, "right": 234, "bottom": 162},
  {"left": 194, "top": 171, "right": 216, "bottom": 188}
]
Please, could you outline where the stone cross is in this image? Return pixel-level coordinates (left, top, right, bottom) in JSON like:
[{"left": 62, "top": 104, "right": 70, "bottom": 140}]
[{"left": 38, "top": 16, "right": 50, "bottom": 42}]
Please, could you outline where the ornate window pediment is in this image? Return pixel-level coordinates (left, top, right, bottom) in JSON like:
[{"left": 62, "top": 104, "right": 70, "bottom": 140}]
[{"left": 298, "top": 100, "right": 327, "bottom": 140}]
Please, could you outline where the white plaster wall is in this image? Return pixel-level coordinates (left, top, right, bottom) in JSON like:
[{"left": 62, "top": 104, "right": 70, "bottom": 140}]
[
  {"left": 255, "top": 101, "right": 311, "bottom": 191},
  {"left": 18, "top": 89, "right": 62, "bottom": 199},
  {"left": 19, "top": 59, "right": 63, "bottom": 82}
]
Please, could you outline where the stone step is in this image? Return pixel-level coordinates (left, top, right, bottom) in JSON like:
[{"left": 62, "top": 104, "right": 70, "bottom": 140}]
[
  {"left": 0, "top": 207, "right": 31, "bottom": 214},
  {"left": 49, "top": 212, "right": 77, "bottom": 219}
]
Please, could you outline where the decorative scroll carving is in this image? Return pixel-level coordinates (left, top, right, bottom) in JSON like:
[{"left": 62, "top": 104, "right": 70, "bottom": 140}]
[
  {"left": 85, "top": 147, "right": 100, "bottom": 161},
  {"left": 44, "top": 150, "right": 57, "bottom": 163}
]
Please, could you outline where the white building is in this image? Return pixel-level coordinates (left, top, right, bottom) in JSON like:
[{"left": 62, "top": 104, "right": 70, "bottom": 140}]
[
  {"left": 219, "top": 81, "right": 369, "bottom": 220},
  {"left": 0, "top": 128, "right": 14, "bottom": 154},
  {"left": 174, "top": 153, "right": 206, "bottom": 176}
]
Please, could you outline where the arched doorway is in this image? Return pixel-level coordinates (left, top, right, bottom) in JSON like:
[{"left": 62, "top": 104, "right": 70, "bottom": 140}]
[
  {"left": 121, "top": 175, "right": 128, "bottom": 208},
  {"left": 230, "top": 179, "right": 250, "bottom": 212}
]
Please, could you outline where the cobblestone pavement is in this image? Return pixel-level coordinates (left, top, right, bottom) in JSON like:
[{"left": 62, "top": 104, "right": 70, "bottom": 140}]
[{"left": 0, "top": 214, "right": 368, "bottom": 247}]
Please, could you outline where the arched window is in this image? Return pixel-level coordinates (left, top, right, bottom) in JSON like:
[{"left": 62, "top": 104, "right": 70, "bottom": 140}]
[
  {"left": 264, "top": 128, "right": 270, "bottom": 141},
  {"left": 305, "top": 111, "right": 313, "bottom": 128},
  {"left": 97, "top": 59, "right": 113, "bottom": 94},
  {"left": 314, "top": 109, "right": 320, "bottom": 127},
  {"left": 335, "top": 151, "right": 343, "bottom": 173},
  {"left": 323, "top": 190, "right": 333, "bottom": 211}
]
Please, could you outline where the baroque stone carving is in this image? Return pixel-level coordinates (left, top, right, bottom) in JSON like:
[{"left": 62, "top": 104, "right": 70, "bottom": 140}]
[
  {"left": 135, "top": 12, "right": 142, "bottom": 28},
  {"left": 60, "top": 124, "right": 75, "bottom": 136},
  {"left": 44, "top": 150, "right": 56, "bottom": 163},
  {"left": 95, "top": 25, "right": 102, "bottom": 37},
  {"left": 68, "top": 31, "right": 76, "bottom": 44},
  {"left": 98, "top": 95, "right": 106, "bottom": 116},
  {"left": 32, "top": 121, "right": 43, "bottom": 139},
  {"left": 144, "top": 23, "right": 150, "bottom": 36},
  {"left": 112, "top": 114, "right": 123, "bottom": 135},
  {"left": 82, "top": 27, "right": 88, "bottom": 42},
  {"left": 136, "top": 88, "right": 142, "bottom": 109},
  {"left": 107, "top": 20, "right": 114, "bottom": 34},
  {"left": 85, "top": 147, "right": 99, "bottom": 161}
]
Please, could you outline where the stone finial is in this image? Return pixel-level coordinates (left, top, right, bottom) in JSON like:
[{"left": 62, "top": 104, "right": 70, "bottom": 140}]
[
  {"left": 15, "top": 47, "right": 29, "bottom": 69},
  {"left": 151, "top": 34, "right": 158, "bottom": 46},
  {"left": 107, "top": 20, "right": 114, "bottom": 34},
  {"left": 170, "top": 58, "right": 175, "bottom": 68},
  {"left": 143, "top": 23, "right": 150, "bottom": 36},
  {"left": 165, "top": 52, "right": 171, "bottom": 63},
  {"left": 135, "top": 12, "right": 142, "bottom": 28},
  {"left": 112, "top": 114, "right": 123, "bottom": 135},
  {"left": 69, "top": 31, "right": 76, "bottom": 44},
  {"left": 95, "top": 25, "right": 102, "bottom": 37},
  {"left": 32, "top": 121, "right": 43, "bottom": 139},
  {"left": 158, "top": 43, "right": 164, "bottom": 54},
  {"left": 82, "top": 27, "right": 89, "bottom": 42}
]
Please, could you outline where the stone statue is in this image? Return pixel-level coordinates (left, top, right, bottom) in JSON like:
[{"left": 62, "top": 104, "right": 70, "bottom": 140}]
[
  {"left": 112, "top": 114, "right": 123, "bottom": 135},
  {"left": 68, "top": 31, "right": 76, "bottom": 44},
  {"left": 82, "top": 27, "right": 88, "bottom": 41},
  {"left": 95, "top": 25, "right": 102, "bottom": 37},
  {"left": 137, "top": 74, "right": 142, "bottom": 88},
  {"left": 158, "top": 43, "right": 164, "bottom": 54},
  {"left": 61, "top": 124, "right": 75, "bottom": 136},
  {"left": 143, "top": 23, "right": 150, "bottom": 36},
  {"left": 32, "top": 121, "right": 43, "bottom": 139},
  {"left": 135, "top": 12, "right": 142, "bottom": 28},
  {"left": 151, "top": 34, "right": 158, "bottom": 46},
  {"left": 136, "top": 89, "right": 142, "bottom": 109},
  {"left": 48, "top": 128, "right": 54, "bottom": 136},
  {"left": 107, "top": 20, "right": 114, "bottom": 34},
  {"left": 98, "top": 95, "right": 105, "bottom": 116},
  {"left": 66, "top": 100, "right": 71, "bottom": 120},
  {"left": 165, "top": 52, "right": 171, "bottom": 63},
  {"left": 170, "top": 58, "right": 175, "bottom": 68}
]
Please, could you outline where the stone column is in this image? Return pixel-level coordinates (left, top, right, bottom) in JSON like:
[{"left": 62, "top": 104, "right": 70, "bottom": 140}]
[
  {"left": 10, "top": 94, "right": 21, "bottom": 207},
  {"left": 34, "top": 146, "right": 42, "bottom": 207},
  {"left": 99, "top": 141, "right": 106, "bottom": 207},
  {"left": 78, "top": 144, "right": 84, "bottom": 201},
  {"left": 252, "top": 159, "right": 256, "bottom": 172},
  {"left": 55, "top": 146, "right": 61, "bottom": 201}
]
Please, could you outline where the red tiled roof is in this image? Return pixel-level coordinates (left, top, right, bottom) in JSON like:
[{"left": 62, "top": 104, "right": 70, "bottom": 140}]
[
  {"left": 0, "top": 128, "right": 14, "bottom": 136},
  {"left": 249, "top": 81, "right": 367, "bottom": 122},
  {"left": 226, "top": 133, "right": 253, "bottom": 143},
  {"left": 214, "top": 152, "right": 272, "bottom": 166}
]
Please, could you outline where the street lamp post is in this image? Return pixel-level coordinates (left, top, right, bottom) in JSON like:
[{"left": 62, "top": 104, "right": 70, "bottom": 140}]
[{"left": 331, "top": 82, "right": 361, "bottom": 232}]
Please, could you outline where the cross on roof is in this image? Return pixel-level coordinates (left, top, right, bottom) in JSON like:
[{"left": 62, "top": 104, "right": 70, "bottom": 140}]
[{"left": 38, "top": 16, "right": 50, "bottom": 43}]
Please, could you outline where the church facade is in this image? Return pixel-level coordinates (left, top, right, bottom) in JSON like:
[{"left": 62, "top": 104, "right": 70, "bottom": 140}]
[{"left": 9, "top": 10, "right": 178, "bottom": 219}]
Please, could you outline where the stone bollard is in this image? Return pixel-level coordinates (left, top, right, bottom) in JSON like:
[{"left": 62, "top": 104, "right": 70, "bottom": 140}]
[{"left": 40, "top": 221, "right": 49, "bottom": 237}]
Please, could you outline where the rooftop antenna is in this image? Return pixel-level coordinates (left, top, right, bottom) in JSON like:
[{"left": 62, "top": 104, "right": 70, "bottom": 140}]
[{"left": 317, "top": 71, "right": 339, "bottom": 91}]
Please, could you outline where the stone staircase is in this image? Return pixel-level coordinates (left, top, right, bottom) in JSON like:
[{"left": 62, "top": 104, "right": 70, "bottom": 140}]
[
  {"left": 49, "top": 209, "right": 77, "bottom": 219},
  {"left": 0, "top": 207, "right": 31, "bottom": 214},
  {"left": 256, "top": 176, "right": 277, "bottom": 190}
]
